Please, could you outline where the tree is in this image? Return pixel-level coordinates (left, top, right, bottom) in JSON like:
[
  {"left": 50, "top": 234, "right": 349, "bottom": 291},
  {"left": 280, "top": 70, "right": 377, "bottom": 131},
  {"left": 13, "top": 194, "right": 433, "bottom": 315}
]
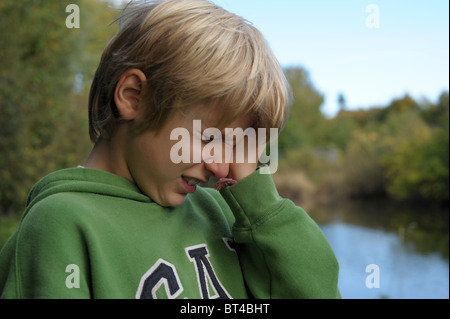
[
  {"left": 337, "top": 92, "right": 347, "bottom": 111},
  {"left": 0, "top": 0, "right": 118, "bottom": 215},
  {"left": 339, "top": 93, "right": 449, "bottom": 202},
  {"left": 381, "top": 110, "right": 448, "bottom": 201},
  {"left": 279, "top": 67, "right": 326, "bottom": 156}
]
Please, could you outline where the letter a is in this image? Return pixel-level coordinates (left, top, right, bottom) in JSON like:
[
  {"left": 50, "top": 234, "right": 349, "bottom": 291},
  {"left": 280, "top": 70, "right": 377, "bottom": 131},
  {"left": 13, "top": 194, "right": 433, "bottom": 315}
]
[
  {"left": 65, "top": 4, "right": 80, "bottom": 29},
  {"left": 186, "top": 244, "right": 231, "bottom": 299},
  {"left": 170, "top": 128, "right": 191, "bottom": 163},
  {"left": 365, "top": 264, "right": 380, "bottom": 288},
  {"left": 65, "top": 264, "right": 80, "bottom": 288},
  {"left": 365, "top": 4, "right": 380, "bottom": 29}
]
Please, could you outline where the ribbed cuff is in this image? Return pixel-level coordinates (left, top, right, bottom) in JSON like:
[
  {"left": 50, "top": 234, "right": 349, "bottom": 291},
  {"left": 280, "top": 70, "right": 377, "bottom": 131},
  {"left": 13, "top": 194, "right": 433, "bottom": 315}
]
[{"left": 219, "top": 166, "right": 284, "bottom": 229}]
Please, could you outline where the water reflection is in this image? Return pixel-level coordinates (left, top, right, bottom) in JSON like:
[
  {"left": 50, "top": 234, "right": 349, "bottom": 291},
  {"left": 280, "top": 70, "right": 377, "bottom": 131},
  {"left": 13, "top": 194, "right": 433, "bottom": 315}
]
[{"left": 304, "top": 200, "right": 449, "bottom": 299}]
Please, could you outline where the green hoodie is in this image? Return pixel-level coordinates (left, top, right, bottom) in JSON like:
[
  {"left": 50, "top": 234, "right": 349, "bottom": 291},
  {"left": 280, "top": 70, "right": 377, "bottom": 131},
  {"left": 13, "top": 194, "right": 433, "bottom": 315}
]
[{"left": 0, "top": 166, "right": 340, "bottom": 299}]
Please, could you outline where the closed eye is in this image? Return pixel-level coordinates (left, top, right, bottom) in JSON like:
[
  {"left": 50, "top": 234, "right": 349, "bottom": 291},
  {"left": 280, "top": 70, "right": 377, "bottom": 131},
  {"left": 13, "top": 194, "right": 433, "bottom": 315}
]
[{"left": 202, "top": 134, "right": 215, "bottom": 142}]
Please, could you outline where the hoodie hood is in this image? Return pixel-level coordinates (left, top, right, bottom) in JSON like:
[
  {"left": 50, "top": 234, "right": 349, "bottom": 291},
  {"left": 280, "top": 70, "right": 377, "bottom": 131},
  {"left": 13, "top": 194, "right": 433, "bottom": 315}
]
[{"left": 25, "top": 167, "right": 151, "bottom": 214}]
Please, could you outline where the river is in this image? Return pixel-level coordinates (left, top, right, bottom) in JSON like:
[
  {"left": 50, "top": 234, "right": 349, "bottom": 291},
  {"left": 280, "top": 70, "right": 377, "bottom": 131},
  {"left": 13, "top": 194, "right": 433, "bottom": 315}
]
[{"left": 304, "top": 200, "right": 449, "bottom": 299}]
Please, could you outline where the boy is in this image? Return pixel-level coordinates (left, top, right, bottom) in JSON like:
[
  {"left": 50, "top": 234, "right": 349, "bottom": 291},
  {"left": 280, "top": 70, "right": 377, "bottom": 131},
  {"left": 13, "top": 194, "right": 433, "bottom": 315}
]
[{"left": 0, "top": 0, "right": 340, "bottom": 298}]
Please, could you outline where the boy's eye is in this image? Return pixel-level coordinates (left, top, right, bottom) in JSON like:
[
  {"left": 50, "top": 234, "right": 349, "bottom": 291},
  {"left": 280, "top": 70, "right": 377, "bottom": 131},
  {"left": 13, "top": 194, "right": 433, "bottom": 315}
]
[{"left": 202, "top": 134, "right": 215, "bottom": 142}]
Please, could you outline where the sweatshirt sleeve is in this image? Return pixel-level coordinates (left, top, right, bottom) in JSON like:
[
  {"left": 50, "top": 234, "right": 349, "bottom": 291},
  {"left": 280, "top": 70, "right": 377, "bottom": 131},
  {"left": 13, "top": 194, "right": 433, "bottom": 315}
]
[{"left": 219, "top": 166, "right": 341, "bottom": 299}]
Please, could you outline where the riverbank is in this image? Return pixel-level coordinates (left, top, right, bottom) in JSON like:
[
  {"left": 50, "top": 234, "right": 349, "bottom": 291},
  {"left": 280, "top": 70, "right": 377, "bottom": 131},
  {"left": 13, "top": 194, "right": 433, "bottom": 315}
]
[{"left": 273, "top": 169, "right": 449, "bottom": 260}]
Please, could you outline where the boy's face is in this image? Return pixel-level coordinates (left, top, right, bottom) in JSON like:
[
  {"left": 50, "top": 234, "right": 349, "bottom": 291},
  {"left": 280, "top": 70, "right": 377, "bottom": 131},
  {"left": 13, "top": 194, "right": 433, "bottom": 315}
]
[{"left": 123, "top": 104, "right": 253, "bottom": 207}]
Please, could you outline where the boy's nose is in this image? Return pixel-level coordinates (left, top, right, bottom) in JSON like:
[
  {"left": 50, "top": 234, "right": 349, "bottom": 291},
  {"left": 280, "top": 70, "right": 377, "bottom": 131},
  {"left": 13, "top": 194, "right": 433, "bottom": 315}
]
[{"left": 204, "top": 161, "right": 230, "bottom": 179}]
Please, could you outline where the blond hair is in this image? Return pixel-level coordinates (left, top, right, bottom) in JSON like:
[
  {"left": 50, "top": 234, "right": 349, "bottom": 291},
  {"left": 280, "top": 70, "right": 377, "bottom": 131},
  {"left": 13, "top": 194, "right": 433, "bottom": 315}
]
[{"left": 88, "top": 0, "right": 292, "bottom": 142}]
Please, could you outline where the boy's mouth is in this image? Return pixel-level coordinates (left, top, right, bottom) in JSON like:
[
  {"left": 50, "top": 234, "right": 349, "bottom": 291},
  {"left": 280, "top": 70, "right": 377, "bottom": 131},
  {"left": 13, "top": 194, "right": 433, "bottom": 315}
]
[
  {"left": 184, "top": 176, "right": 202, "bottom": 186},
  {"left": 181, "top": 176, "right": 203, "bottom": 193}
]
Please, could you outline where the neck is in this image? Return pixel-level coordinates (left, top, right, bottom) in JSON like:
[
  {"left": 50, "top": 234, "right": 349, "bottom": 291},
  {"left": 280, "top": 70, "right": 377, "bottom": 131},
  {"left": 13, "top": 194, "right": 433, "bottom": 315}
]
[{"left": 83, "top": 132, "right": 133, "bottom": 182}]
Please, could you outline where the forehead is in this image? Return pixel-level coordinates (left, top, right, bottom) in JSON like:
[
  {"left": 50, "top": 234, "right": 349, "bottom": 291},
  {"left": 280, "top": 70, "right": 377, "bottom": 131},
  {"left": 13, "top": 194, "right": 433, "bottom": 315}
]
[{"left": 178, "top": 104, "right": 254, "bottom": 130}]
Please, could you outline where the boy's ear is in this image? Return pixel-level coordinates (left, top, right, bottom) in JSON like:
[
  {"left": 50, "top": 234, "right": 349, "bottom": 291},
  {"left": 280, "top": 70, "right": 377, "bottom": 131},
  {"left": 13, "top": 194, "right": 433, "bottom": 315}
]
[{"left": 114, "top": 69, "right": 147, "bottom": 120}]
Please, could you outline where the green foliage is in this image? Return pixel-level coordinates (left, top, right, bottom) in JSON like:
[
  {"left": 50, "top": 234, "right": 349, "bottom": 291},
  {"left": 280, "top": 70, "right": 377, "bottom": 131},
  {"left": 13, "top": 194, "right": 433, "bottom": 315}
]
[
  {"left": 279, "top": 68, "right": 325, "bottom": 155},
  {"left": 0, "top": 0, "right": 118, "bottom": 216},
  {"left": 280, "top": 67, "right": 449, "bottom": 204},
  {"left": 336, "top": 93, "right": 449, "bottom": 202},
  {"left": 380, "top": 95, "right": 449, "bottom": 201},
  {"left": 322, "top": 113, "right": 358, "bottom": 150},
  {"left": 0, "top": 215, "right": 20, "bottom": 250},
  {"left": 342, "top": 130, "right": 388, "bottom": 198},
  {"left": 338, "top": 104, "right": 448, "bottom": 201}
]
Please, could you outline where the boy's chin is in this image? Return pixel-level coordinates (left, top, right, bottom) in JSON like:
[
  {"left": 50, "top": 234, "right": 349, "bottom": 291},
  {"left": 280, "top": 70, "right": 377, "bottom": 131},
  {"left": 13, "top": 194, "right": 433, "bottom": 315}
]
[{"left": 155, "top": 193, "right": 189, "bottom": 208}]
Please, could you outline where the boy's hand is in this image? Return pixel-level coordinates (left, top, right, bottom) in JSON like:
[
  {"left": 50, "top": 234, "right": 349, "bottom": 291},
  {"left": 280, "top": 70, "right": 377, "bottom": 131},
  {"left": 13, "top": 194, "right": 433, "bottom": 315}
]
[
  {"left": 228, "top": 160, "right": 258, "bottom": 182},
  {"left": 227, "top": 132, "right": 265, "bottom": 182}
]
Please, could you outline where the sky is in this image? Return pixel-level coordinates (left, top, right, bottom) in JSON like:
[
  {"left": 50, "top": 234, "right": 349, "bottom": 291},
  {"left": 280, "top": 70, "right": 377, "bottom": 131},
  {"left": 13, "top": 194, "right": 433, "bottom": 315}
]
[
  {"left": 213, "top": 0, "right": 449, "bottom": 116},
  {"left": 113, "top": 0, "right": 449, "bottom": 117}
]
